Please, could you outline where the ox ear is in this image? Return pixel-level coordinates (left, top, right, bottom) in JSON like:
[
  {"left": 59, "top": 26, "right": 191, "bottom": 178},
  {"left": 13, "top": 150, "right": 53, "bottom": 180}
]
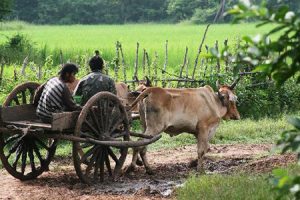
[
  {"left": 145, "top": 76, "right": 152, "bottom": 87},
  {"left": 229, "top": 76, "right": 241, "bottom": 90}
]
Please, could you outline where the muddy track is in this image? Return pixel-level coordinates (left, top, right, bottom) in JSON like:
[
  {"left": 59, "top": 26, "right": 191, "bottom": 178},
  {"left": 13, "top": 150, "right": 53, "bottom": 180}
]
[{"left": 0, "top": 144, "right": 296, "bottom": 200}]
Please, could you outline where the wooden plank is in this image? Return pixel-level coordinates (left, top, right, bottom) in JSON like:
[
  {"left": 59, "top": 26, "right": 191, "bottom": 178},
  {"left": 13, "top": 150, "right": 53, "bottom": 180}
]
[
  {"left": 4, "top": 120, "right": 52, "bottom": 129},
  {"left": 0, "top": 104, "right": 37, "bottom": 122},
  {"left": 51, "top": 111, "right": 80, "bottom": 131}
]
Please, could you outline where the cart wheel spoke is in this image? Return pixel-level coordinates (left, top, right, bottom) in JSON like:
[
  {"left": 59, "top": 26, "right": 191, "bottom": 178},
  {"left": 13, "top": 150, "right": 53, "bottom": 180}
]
[
  {"left": 80, "top": 131, "right": 97, "bottom": 140},
  {"left": 107, "top": 147, "right": 119, "bottom": 165},
  {"left": 99, "top": 149, "right": 105, "bottom": 182},
  {"left": 85, "top": 151, "right": 97, "bottom": 176},
  {"left": 80, "top": 146, "right": 96, "bottom": 164},
  {"left": 4, "top": 134, "right": 21, "bottom": 146},
  {"left": 94, "top": 148, "right": 102, "bottom": 181},
  {"left": 13, "top": 97, "right": 20, "bottom": 106},
  {"left": 109, "top": 117, "right": 124, "bottom": 135},
  {"left": 21, "top": 91, "right": 27, "bottom": 104},
  {"left": 21, "top": 145, "right": 27, "bottom": 175},
  {"left": 3, "top": 82, "right": 40, "bottom": 106},
  {"left": 84, "top": 120, "right": 100, "bottom": 136},
  {"left": 90, "top": 108, "right": 102, "bottom": 134},
  {"left": 1, "top": 82, "right": 57, "bottom": 181},
  {"left": 104, "top": 149, "right": 112, "bottom": 176},
  {"left": 73, "top": 92, "right": 129, "bottom": 184},
  {"left": 28, "top": 144, "right": 36, "bottom": 172},
  {"left": 32, "top": 142, "right": 45, "bottom": 165},
  {"left": 12, "top": 144, "right": 23, "bottom": 169},
  {"left": 35, "top": 138, "right": 50, "bottom": 151}
]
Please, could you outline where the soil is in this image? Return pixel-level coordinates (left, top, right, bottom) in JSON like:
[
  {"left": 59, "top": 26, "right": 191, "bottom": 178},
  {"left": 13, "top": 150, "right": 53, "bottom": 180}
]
[{"left": 0, "top": 143, "right": 296, "bottom": 200}]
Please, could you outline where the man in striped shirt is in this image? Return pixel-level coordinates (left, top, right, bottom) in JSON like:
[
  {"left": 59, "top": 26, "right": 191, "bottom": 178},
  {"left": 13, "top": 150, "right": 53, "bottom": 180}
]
[{"left": 35, "top": 63, "right": 81, "bottom": 123}]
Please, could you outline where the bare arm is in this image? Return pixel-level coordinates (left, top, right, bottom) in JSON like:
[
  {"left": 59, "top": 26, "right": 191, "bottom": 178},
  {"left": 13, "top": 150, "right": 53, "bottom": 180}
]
[
  {"left": 62, "top": 85, "right": 81, "bottom": 111},
  {"left": 33, "top": 83, "right": 46, "bottom": 106}
]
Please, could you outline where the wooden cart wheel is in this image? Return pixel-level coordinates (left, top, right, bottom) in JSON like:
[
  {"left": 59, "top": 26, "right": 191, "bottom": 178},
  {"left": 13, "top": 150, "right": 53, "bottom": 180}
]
[
  {"left": 0, "top": 133, "right": 57, "bottom": 180},
  {"left": 3, "top": 82, "right": 40, "bottom": 106},
  {"left": 73, "top": 92, "right": 130, "bottom": 184},
  {"left": 0, "top": 81, "right": 57, "bottom": 180}
]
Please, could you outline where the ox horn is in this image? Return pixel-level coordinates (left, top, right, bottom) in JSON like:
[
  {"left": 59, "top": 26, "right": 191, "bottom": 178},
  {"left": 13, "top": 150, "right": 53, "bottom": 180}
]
[
  {"left": 229, "top": 76, "right": 241, "bottom": 90},
  {"left": 133, "top": 75, "right": 139, "bottom": 83},
  {"left": 145, "top": 76, "right": 152, "bottom": 87}
]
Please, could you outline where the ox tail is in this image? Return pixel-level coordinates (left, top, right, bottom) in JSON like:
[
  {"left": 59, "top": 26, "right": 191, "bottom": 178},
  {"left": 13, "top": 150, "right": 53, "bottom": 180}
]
[{"left": 129, "top": 88, "right": 155, "bottom": 111}]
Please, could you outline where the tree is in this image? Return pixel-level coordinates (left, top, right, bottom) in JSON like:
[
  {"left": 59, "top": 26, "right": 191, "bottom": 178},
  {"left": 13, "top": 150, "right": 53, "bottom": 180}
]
[
  {"left": 217, "top": 1, "right": 300, "bottom": 198},
  {"left": 0, "top": 0, "right": 12, "bottom": 21}
]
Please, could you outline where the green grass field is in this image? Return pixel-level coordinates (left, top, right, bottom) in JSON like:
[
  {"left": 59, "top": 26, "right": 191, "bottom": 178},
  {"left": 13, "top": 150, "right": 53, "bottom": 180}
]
[{"left": 0, "top": 23, "right": 275, "bottom": 67}]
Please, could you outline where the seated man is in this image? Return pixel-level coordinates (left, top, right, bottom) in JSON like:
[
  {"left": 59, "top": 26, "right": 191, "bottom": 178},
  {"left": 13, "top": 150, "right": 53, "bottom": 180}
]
[
  {"left": 74, "top": 50, "right": 116, "bottom": 105},
  {"left": 35, "top": 63, "right": 81, "bottom": 123}
]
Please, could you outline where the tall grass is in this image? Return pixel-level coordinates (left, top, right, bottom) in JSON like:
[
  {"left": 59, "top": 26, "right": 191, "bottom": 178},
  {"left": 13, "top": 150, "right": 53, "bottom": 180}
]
[
  {"left": 177, "top": 165, "right": 300, "bottom": 200},
  {"left": 0, "top": 21, "right": 31, "bottom": 31},
  {"left": 0, "top": 23, "right": 275, "bottom": 67}
]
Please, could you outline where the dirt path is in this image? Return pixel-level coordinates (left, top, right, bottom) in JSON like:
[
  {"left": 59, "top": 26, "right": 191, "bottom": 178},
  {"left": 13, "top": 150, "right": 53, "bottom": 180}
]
[{"left": 0, "top": 144, "right": 296, "bottom": 200}]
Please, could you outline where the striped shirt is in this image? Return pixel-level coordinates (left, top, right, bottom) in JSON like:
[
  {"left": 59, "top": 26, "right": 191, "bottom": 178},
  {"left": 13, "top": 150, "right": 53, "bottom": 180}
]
[{"left": 36, "top": 77, "right": 66, "bottom": 119}]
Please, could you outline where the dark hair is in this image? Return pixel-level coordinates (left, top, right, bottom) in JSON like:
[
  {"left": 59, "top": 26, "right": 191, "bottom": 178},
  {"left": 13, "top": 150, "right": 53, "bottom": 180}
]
[
  {"left": 89, "top": 50, "right": 104, "bottom": 71},
  {"left": 59, "top": 63, "right": 79, "bottom": 80}
]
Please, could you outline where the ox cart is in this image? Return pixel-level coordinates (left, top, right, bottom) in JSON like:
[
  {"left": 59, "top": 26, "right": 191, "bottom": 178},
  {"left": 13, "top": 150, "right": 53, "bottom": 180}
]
[{"left": 0, "top": 82, "right": 161, "bottom": 184}]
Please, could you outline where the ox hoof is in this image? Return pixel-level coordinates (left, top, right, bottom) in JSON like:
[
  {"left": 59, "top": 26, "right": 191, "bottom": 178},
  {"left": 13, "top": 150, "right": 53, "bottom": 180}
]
[
  {"left": 146, "top": 168, "right": 154, "bottom": 175},
  {"left": 188, "top": 159, "right": 198, "bottom": 168},
  {"left": 196, "top": 166, "right": 206, "bottom": 174},
  {"left": 125, "top": 165, "right": 137, "bottom": 174},
  {"left": 136, "top": 158, "right": 144, "bottom": 166}
]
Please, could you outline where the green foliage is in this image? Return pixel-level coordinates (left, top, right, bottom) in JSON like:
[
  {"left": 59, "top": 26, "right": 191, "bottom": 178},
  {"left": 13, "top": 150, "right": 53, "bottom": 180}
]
[
  {"left": 177, "top": 174, "right": 279, "bottom": 200},
  {"left": 225, "top": 1, "right": 300, "bottom": 86},
  {"left": 177, "top": 165, "right": 300, "bottom": 200},
  {"left": 224, "top": 1, "right": 300, "bottom": 199},
  {"left": 272, "top": 168, "right": 300, "bottom": 199},
  {"left": 0, "top": 33, "right": 35, "bottom": 63}
]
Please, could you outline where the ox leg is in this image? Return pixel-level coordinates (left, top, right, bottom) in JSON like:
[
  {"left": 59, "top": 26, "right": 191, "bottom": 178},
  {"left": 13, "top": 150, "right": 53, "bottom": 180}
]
[
  {"left": 139, "top": 146, "right": 154, "bottom": 175},
  {"left": 196, "top": 127, "right": 208, "bottom": 173},
  {"left": 126, "top": 147, "right": 140, "bottom": 173}
]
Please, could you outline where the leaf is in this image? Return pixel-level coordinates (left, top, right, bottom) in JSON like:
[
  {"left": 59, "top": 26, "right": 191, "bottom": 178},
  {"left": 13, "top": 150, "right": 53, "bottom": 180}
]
[
  {"left": 273, "top": 168, "right": 288, "bottom": 177},
  {"left": 288, "top": 118, "right": 300, "bottom": 130}
]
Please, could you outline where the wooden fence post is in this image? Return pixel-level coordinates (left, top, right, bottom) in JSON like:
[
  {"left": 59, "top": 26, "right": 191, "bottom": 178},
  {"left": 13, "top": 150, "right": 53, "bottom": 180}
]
[
  {"left": 177, "top": 46, "right": 188, "bottom": 88},
  {"left": 162, "top": 40, "right": 168, "bottom": 88},
  {"left": 215, "top": 40, "right": 220, "bottom": 76},
  {"left": 193, "top": 24, "right": 211, "bottom": 82},
  {"left": 185, "top": 59, "right": 190, "bottom": 87},
  {"left": 154, "top": 51, "right": 158, "bottom": 86},
  {"left": 37, "top": 65, "right": 42, "bottom": 80},
  {"left": 0, "top": 60, "right": 4, "bottom": 86},
  {"left": 142, "top": 49, "right": 146, "bottom": 78},
  {"left": 133, "top": 42, "right": 139, "bottom": 88},
  {"left": 114, "top": 41, "right": 120, "bottom": 81},
  {"left": 13, "top": 67, "right": 17, "bottom": 81},
  {"left": 224, "top": 39, "right": 229, "bottom": 72},
  {"left": 203, "top": 45, "right": 209, "bottom": 79},
  {"left": 145, "top": 51, "right": 151, "bottom": 79},
  {"left": 119, "top": 42, "right": 127, "bottom": 83},
  {"left": 59, "top": 49, "right": 64, "bottom": 66},
  {"left": 21, "top": 56, "right": 29, "bottom": 76}
]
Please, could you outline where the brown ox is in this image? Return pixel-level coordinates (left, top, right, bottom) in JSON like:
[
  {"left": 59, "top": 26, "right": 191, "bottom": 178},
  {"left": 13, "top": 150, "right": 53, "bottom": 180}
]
[{"left": 127, "top": 80, "right": 240, "bottom": 174}]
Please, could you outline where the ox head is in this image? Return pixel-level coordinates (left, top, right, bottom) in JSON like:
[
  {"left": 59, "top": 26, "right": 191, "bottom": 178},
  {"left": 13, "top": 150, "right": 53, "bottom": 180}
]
[
  {"left": 135, "top": 76, "right": 152, "bottom": 92},
  {"left": 216, "top": 78, "right": 241, "bottom": 120}
]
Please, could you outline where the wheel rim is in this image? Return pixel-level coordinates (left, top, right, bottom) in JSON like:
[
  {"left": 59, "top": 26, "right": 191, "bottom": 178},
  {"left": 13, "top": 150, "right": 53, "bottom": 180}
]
[
  {"left": 0, "top": 134, "right": 57, "bottom": 180},
  {"left": 3, "top": 82, "right": 40, "bottom": 106},
  {"left": 73, "top": 92, "right": 129, "bottom": 184},
  {"left": 1, "top": 82, "right": 57, "bottom": 180}
]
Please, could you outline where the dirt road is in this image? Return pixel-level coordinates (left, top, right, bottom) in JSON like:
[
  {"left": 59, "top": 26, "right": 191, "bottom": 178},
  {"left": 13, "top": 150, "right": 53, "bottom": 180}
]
[{"left": 0, "top": 144, "right": 296, "bottom": 200}]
